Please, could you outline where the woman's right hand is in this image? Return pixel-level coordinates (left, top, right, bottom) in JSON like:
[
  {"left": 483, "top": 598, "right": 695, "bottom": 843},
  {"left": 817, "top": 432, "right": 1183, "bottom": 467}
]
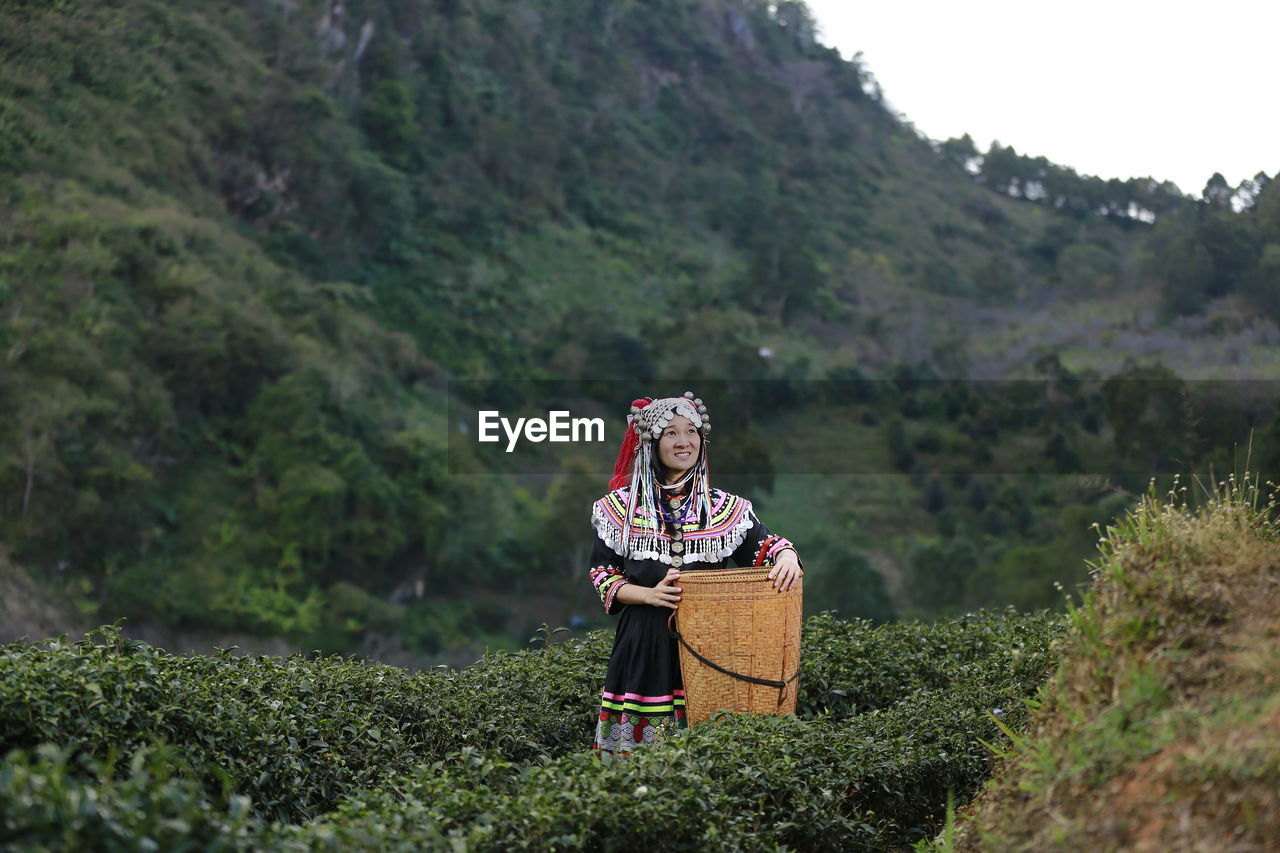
[{"left": 647, "top": 568, "right": 682, "bottom": 609}]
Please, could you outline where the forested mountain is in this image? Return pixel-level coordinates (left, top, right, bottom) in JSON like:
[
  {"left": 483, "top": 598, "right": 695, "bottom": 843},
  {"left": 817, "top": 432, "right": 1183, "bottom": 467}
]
[{"left": 2, "top": 0, "right": 1277, "bottom": 660}]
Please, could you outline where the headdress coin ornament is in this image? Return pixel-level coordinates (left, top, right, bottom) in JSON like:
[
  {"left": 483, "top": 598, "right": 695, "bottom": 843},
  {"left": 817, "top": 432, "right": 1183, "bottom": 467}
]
[{"left": 630, "top": 390, "right": 711, "bottom": 442}]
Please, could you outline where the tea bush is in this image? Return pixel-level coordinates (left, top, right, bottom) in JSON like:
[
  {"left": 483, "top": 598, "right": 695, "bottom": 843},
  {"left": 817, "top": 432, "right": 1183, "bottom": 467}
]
[
  {"left": 0, "top": 744, "right": 258, "bottom": 852},
  {"left": 271, "top": 685, "right": 1034, "bottom": 852},
  {"left": 0, "top": 610, "right": 1063, "bottom": 848},
  {"left": 0, "top": 626, "right": 614, "bottom": 822},
  {"left": 799, "top": 608, "right": 1063, "bottom": 720}
]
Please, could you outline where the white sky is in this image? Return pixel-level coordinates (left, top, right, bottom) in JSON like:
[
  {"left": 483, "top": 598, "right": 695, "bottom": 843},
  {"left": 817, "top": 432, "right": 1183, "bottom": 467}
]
[{"left": 803, "top": 1, "right": 1278, "bottom": 197}]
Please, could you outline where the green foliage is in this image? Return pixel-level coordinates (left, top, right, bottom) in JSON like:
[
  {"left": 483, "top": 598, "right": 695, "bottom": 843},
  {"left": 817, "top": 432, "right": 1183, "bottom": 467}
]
[
  {"left": 1, "top": 611, "right": 1062, "bottom": 847},
  {"left": 799, "top": 609, "right": 1062, "bottom": 722},
  {"left": 885, "top": 416, "right": 915, "bottom": 472},
  {"left": 1238, "top": 243, "right": 1280, "bottom": 324},
  {"left": 1102, "top": 362, "right": 1190, "bottom": 471},
  {"left": 271, "top": 695, "right": 1001, "bottom": 851},
  {"left": 0, "top": 744, "right": 259, "bottom": 852},
  {"left": 1055, "top": 242, "right": 1117, "bottom": 295},
  {"left": 937, "top": 134, "right": 978, "bottom": 171},
  {"left": 974, "top": 141, "right": 1189, "bottom": 221},
  {"left": 802, "top": 543, "right": 896, "bottom": 624},
  {"left": 905, "top": 538, "right": 974, "bottom": 611},
  {"left": 1158, "top": 232, "right": 1216, "bottom": 315},
  {"left": 359, "top": 80, "right": 420, "bottom": 170},
  {"left": 0, "top": 624, "right": 613, "bottom": 822}
]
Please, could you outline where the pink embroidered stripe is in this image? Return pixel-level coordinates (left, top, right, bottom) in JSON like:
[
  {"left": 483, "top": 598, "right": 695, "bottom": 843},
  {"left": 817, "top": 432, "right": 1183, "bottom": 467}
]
[
  {"left": 590, "top": 565, "right": 629, "bottom": 612},
  {"left": 590, "top": 566, "right": 625, "bottom": 592},
  {"left": 765, "top": 538, "right": 796, "bottom": 561},
  {"left": 603, "top": 579, "right": 625, "bottom": 612}
]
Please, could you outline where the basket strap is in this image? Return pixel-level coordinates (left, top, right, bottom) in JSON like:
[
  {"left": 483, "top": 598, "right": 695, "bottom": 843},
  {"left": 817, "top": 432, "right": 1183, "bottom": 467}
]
[{"left": 669, "top": 615, "right": 800, "bottom": 690}]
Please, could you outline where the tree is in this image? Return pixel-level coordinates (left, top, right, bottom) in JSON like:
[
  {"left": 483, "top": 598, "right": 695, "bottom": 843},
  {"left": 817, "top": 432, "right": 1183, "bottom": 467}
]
[
  {"left": 360, "top": 80, "right": 420, "bottom": 171},
  {"left": 1239, "top": 244, "right": 1280, "bottom": 325},
  {"left": 921, "top": 476, "right": 948, "bottom": 513},
  {"left": 938, "top": 134, "right": 979, "bottom": 172},
  {"left": 1102, "top": 363, "right": 1193, "bottom": 473},
  {"left": 1234, "top": 171, "right": 1271, "bottom": 212},
  {"left": 1197, "top": 211, "right": 1260, "bottom": 296},
  {"left": 740, "top": 198, "right": 824, "bottom": 325},
  {"left": 1159, "top": 233, "right": 1215, "bottom": 315},
  {"left": 1253, "top": 177, "right": 1280, "bottom": 243},
  {"left": 803, "top": 542, "right": 895, "bottom": 623},
  {"left": 885, "top": 416, "right": 914, "bottom": 472},
  {"left": 1045, "top": 427, "right": 1081, "bottom": 473},
  {"left": 1202, "top": 172, "right": 1234, "bottom": 211},
  {"left": 905, "top": 538, "right": 976, "bottom": 611},
  {"left": 980, "top": 141, "right": 1025, "bottom": 197},
  {"left": 1056, "top": 242, "right": 1117, "bottom": 295}
]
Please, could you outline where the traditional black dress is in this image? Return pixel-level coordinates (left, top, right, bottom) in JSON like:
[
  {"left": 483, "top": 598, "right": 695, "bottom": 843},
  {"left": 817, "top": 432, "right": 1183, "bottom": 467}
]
[{"left": 588, "top": 485, "right": 798, "bottom": 752}]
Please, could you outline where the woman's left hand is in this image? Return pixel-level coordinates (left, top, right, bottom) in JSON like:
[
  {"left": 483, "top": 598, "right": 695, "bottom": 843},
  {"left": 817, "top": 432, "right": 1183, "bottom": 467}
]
[{"left": 767, "top": 550, "right": 803, "bottom": 592}]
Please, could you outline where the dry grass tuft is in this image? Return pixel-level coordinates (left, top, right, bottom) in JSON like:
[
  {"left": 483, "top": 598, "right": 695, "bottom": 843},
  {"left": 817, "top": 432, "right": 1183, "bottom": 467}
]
[{"left": 933, "top": 471, "right": 1280, "bottom": 852}]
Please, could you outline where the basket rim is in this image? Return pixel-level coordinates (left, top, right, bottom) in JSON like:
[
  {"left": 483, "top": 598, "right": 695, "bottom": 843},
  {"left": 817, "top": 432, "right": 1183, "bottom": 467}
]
[
  {"left": 678, "top": 565, "right": 777, "bottom": 580},
  {"left": 678, "top": 565, "right": 774, "bottom": 574}
]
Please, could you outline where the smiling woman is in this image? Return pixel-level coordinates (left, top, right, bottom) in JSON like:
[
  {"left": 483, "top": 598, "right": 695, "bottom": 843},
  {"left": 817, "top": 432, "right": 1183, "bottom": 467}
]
[{"left": 586, "top": 392, "right": 803, "bottom": 754}]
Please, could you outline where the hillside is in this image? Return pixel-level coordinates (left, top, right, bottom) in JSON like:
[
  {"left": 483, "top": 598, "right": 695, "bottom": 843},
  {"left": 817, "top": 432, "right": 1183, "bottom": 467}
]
[
  {"left": 2, "top": 0, "right": 1278, "bottom": 658},
  {"left": 929, "top": 475, "right": 1280, "bottom": 851}
]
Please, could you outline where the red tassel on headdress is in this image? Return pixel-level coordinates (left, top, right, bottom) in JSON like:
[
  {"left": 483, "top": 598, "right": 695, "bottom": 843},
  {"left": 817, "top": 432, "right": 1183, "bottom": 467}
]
[{"left": 607, "top": 397, "right": 652, "bottom": 491}]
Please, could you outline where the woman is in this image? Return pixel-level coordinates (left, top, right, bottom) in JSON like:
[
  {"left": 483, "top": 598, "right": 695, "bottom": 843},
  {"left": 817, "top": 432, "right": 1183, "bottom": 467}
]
[{"left": 587, "top": 392, "right": 802, "bottom": 753}]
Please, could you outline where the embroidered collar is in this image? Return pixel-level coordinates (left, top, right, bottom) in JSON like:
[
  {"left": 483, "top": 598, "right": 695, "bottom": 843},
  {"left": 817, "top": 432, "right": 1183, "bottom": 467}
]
[{"left": 591, "top": 486, "right": 755, "bottom": 565}]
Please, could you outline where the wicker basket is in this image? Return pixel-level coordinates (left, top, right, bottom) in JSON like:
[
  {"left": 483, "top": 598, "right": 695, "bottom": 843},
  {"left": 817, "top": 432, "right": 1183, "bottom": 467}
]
[{"left": 670, "top": 565, "right": 802, "bottom": 725}]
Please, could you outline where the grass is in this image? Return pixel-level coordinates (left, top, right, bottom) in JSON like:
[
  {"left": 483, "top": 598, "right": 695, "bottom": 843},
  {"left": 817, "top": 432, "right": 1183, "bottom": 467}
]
[{"left": 923, "top": 467, "right": 1280, "bottom": 850}]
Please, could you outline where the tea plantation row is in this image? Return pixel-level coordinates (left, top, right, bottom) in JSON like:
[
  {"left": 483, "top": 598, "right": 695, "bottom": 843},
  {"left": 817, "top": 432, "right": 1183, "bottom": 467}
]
[{"left": 1, "top": 610, "right": 1063, "bottom": 850}]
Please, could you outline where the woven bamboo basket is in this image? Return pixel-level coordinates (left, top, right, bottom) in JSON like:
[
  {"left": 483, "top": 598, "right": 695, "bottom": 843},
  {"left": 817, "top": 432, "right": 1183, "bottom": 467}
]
[{"left": 670, "top": 565, "right": 802, "bottom": 725}]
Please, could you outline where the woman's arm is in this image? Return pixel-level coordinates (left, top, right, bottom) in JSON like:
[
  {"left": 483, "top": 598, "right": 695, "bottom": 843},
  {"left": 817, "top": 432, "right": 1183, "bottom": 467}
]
[
  {"left": 614, "top": 568, "right": 682, "bottom": 609},
  {"left": 588, "top": 536, "right": 684, "bottom": 611},
  {"left": 587, "top": 537, "right": 631, "bottom": 615},
  {"left": 730, "top": 507, "right": 803, "bottom": 592}
]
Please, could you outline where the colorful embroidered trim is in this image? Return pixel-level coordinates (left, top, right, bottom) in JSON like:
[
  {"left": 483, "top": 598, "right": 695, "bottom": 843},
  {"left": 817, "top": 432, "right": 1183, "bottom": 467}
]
[
  {"left": 588, "top": 565, "right": 628, "bottom": 613},
  {"left": 591, "top": 487, "right": 755, "bottom": 564},
  {"left": 763, "top": 536, "right": 797, "bottom": 566},
  {"left": 754, "top": 534, "right": 781, "bottom": 566},
  {"left": 593, "top": 708, "right": 687, "bottom": 752},
  {"left": 599, "top": 688, "right": 686, "bottom": 715}
]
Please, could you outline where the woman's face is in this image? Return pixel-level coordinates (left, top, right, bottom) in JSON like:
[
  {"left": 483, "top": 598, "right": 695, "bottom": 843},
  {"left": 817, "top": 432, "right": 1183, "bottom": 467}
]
[{"left": 657, "top": 414, "right": 701, "bottom": 481}]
